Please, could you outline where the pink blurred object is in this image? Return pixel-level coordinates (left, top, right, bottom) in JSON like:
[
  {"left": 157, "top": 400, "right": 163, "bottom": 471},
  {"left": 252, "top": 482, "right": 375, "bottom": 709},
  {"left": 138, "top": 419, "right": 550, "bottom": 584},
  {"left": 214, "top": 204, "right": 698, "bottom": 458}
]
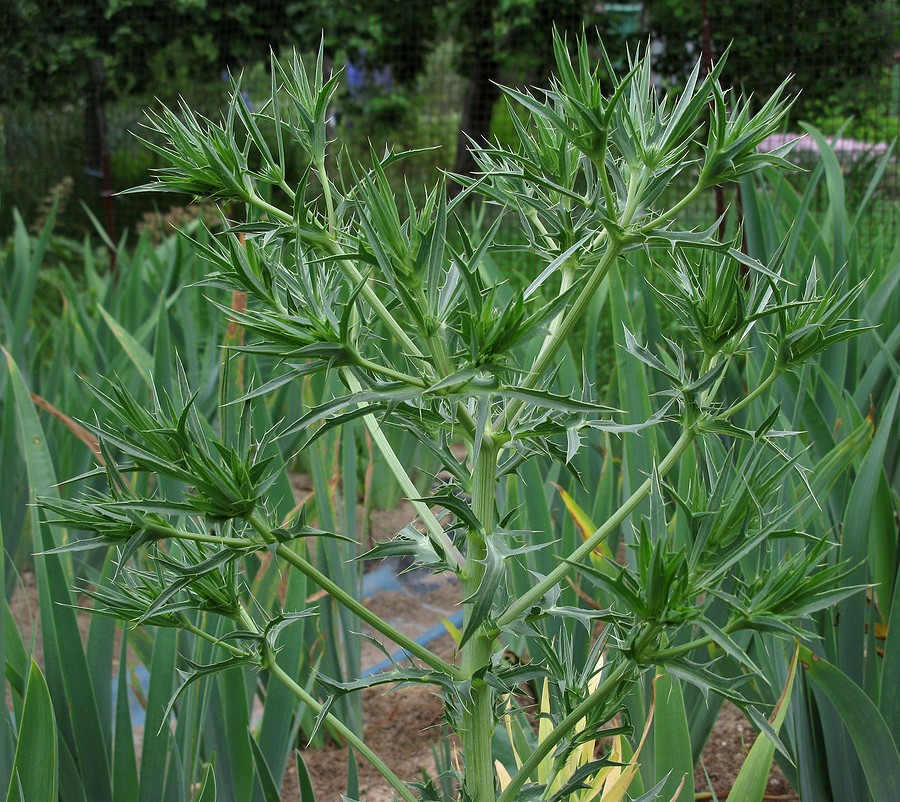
[{"left": 758, "top": 133, "right": 891, "bottom": 164}]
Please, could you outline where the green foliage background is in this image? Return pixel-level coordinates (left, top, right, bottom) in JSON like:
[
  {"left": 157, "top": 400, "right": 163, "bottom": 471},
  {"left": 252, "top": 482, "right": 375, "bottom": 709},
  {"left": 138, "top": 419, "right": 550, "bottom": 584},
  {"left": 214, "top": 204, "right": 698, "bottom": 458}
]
[
  {"left": 0, "top": 2, "right": 896, "bottom": 260},
  {"left": 640, "top": 0, "right": 897, "bottom": 132}
]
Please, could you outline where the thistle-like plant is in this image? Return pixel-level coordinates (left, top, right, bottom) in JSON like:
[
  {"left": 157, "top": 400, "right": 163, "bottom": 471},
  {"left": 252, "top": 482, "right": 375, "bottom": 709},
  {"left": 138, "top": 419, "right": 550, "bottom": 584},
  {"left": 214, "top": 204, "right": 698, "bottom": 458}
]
[{"left": 44, "top": 32, "right": 870, "bottom": 802}]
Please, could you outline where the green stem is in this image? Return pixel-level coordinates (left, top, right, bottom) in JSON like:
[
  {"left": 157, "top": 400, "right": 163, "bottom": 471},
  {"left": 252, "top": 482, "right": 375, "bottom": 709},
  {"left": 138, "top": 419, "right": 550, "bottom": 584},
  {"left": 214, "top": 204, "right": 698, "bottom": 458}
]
[
  {"left": 496, "top": 170, "right": 647, "bottom": 435},
  {"left": 340, "top": 368, "right": 465, "bottom": 571},
  {"left": 144, "top": 518, "right": 452, "bottom": 670},
  {"left": 412, "top": 285, "right": 453, "bottom": 377},
  {"left": 497, "top": 427, "right": 696, "bottom": 627},
  {"left": 496, "top": 660, "right": 632, "bottom": 802},
  {"left": 248, "top": 195, "right": 293, "bottom": 225},
  {"left": 316, "top": 159, "right": 336, "bottom": 236},
  {"left": 597, "top": 136, "right": 616, "bottom": 216},
  {"left": 629, "top": 621, "right": 665, "bottom": 664},
  {"left": 497, "top": 241, "right": 624, "bottom": 431},
  {"left": 155, "top": 513, "right": 459, "bottom": 673},
  {"left": 235, "top": 606, "right": 418, "bottom": 802},
  {"left": 461, "top": 633, "right": 496, "bottom": 802},
  {"left": 409, "top": 284, "right": 480, "bottom": 436},
  {"left": 149, "top": 525, "right": 257, "bottom": 550},
  {"left": 525, "top": 208, "right": 559, "bottom": 252},
  {"left": 541, "top": 265, "right": 577, "bottom": 345},
  {"left": 179, "top": 618, "right": 253, "bottom": 658},
  {"left": 242, "top": 196, "right": 468, "bottom": 569},
  {"left": 271, "top": 540, "right": 461, "bottom": 679},
  {"left": 246, "top": 192, "right": 427, "bottom": 365},
  {"left": 346, "top": 261, "right": 424, "bottom": 362},
  {"left": 266, "top": 657, "right": 418, "bottom": 802},
  {"left": 698, "top": 351, "right": 729, "bottom": 408},
  {"left": 498, "top": 171, "right": 706, "bottom": 433},
  {"left": 638, "top": 179, "right": 707, "bottom": 234},
  {"left": 312, "top": 166, "right": 435, "bottom": 374},
  {"left": 278, "top": 179, "right": 296, "bottom": 200},
  {"left": 651, "top": 616, "right": 747, "bottom": 662},
  {"left": 719, "top": 367, "right": 781, "bottom": 419},
  {"left": 620, "top": 168, "right": 648, "bottom": 225},
  {"left": 460, "top": 432, "right": 499, "bottom": 802},
  {"left": 652, "top": 635, "right": 714, "bottom": 663},
  {"left": 354, "top": 356, "right": 426, "bottom": 388}
]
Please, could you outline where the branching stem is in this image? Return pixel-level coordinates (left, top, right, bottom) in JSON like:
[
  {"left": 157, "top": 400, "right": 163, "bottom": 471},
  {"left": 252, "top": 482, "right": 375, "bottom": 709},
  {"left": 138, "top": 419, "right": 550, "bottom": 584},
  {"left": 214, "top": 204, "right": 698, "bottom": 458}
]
[
  {"left": 316, "top": 158, "right": 336, "bottom": 236},
  {"left": 496, "top": 660, "right": 632, "bottom": 802},
  {"left": 235, "top": 608, "right": 419, "bottom": 802},
  {"left": 178, "top": 618, "right": 253, "bottom": 659},
  {"left": 497, "top": 427, "right": 697, "bottom": 627},
  {"left": 340, "top": 369, "right": 466, "bottom": 571},
  {"left": 270, "top": 540, "right": 462, "bottom": 679},
  {"left": 720, "top": 367, "right": 781, "bottom": 419},
  {"left": 353, "top": 356, "right": 426, "bottom": 388},
  {"left": 495, "top": 242, "right": 623, "bottom": 431},
  {"left": 639, "top": 179, "right": 708, "bottom": 233}
]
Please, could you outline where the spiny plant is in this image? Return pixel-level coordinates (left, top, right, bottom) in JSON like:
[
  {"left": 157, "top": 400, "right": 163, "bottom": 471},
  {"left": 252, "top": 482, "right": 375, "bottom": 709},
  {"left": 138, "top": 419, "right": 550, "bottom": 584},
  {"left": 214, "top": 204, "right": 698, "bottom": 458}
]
[{"left": 42, "top": 33, "right": 873, "bottom": 802}]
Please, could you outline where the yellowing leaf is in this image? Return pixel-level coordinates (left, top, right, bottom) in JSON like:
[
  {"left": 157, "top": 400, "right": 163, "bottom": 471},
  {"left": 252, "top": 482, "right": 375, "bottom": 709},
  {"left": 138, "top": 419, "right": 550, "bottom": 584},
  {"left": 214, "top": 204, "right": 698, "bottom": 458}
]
[
  {"left": 555, "top": 484, "right": 613, "bottom": 561},
  {"left": 726, "top": 643, "right": 800, "bottom": 802},
  {"left": 537, "top": 677, "right": 553, "bottom": 786},
  {"left": 495, "top": 759, "right": 513, "bottom": 791}
]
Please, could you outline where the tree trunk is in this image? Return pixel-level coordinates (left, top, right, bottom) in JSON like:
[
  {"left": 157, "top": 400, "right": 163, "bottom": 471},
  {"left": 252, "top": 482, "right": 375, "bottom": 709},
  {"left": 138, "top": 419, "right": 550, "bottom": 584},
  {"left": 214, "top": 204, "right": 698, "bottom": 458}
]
[{"left": 451, "top": 3, "right": 501, "bottom": 191}]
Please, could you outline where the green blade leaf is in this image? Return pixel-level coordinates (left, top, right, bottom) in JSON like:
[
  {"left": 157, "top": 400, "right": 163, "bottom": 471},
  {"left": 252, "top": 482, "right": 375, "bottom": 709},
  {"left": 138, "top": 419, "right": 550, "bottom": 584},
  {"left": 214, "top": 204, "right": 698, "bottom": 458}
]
[
  {"left": 295, "top": 750, "right": 317, "bottom": 802},
  {"left": 726, "top": 644, "right": 799, "bottom": 802},
  {"left": 651, "top": 667, "right": 694, "bottom": 802},
  {"left": 98, "top": 305, "right": 154, "bottom": 388},
  {"left": 194, "top": 761, "right": 217, "bottom": 802},
  {"left": 5, "top": 661, "right": 57, "bottom": 802},
  {"left": 248, "top": 734, "right": 281, "bottom": 802},
  {"left": 838, "top": 379, "right": 900, "bottom": 687},
  {"left": 138, "top": 629, "right": 177, "bottom": 802},
  {"left": 800, "top": 645, "right": 900, "bottom": 802},
  {"left": 113, "top": 636, "right": 138, "bottom": 802}
]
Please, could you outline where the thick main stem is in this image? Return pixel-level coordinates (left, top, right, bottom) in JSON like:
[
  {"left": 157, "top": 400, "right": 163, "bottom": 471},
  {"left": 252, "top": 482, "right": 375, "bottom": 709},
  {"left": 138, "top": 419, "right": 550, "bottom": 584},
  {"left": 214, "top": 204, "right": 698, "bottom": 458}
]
[
  {"left": 497, "top": 239, "right": 624, "bottom": 431},
  {"left": 460, "top": 432, "right": 499, "bottom": 801}
]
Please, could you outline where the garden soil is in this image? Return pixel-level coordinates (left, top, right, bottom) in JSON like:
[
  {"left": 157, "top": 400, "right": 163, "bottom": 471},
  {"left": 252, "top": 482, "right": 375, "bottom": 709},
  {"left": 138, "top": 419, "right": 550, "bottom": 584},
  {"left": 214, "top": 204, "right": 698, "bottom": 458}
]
[{"left": 281, "top": 590, "right": 795, "bottom": 802}]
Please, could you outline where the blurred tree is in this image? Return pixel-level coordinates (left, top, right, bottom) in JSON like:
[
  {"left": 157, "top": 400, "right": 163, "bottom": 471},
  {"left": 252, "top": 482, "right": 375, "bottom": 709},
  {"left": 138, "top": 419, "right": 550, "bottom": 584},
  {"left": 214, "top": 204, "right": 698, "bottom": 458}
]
[
  {"left": 449, "top": 0, "right": 592, "bottom": 181},
  {"left": 0, "top": 0, "right": 304, "bottom": 104},
  {"left": 292, "top": 0, "right": 439, "bottom": 87},
  {"left": 1, "top": 0, "right": 105, "bottom": 104},
  {"left": 0, "top": 0, "right": 598, "bottom": 181},
  {"left": 292, "top": 0, "right": 596, "bottom": 181}
]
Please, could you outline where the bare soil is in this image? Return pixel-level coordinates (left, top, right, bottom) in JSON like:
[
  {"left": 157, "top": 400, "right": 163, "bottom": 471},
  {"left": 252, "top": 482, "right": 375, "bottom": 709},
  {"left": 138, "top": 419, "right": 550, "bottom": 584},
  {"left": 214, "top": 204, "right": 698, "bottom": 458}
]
[
  {"left": 292, "top": 636, "right": 457, "bottom": 802},
  {"left": 280, "top": 589, "right": 796, "bottom": 802}
]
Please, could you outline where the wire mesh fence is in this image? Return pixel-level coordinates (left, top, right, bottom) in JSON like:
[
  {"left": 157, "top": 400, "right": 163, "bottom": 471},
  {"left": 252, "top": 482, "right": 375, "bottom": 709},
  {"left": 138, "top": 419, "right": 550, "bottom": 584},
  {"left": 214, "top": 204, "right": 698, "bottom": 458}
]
[{"left": 1, "top": 1, "right": 897, "bottom": 240}]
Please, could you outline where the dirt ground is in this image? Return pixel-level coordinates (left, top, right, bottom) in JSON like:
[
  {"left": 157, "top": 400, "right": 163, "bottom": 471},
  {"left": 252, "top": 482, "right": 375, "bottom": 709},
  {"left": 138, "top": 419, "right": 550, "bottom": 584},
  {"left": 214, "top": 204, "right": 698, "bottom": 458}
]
[
  {"left": 294, "top": 639, "right": 455, "bottom": 802},
  {"left": 289, "top": 691, "right": 795, "bottom": 800},
  {"left": 281, "top": 597, "right": 795, "bottom": 802}
]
